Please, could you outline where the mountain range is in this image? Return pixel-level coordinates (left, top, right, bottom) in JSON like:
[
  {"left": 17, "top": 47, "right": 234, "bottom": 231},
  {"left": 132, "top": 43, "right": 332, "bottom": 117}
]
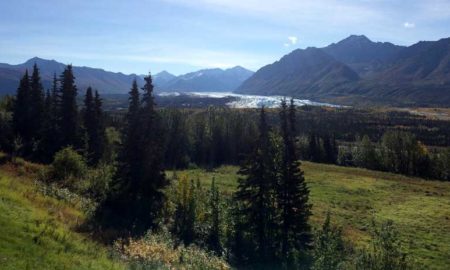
[
  {"left": 153, "top": 66, "right": 254, "bottom": 92},
  {"left": 237, "top": 35, "right": 450, "bottom": 106},
  {"left": 0, "top": 58, "right": 253, "bottom": 95},
  {"left": 1, "top": 35, "right": 450, "bottom": 106}
]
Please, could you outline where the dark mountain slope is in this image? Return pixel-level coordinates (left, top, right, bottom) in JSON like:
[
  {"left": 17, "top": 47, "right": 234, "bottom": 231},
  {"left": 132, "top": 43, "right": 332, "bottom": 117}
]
[
  {"left": 323, "top": 35, "right": 404, "bottom": 76},
  {"left": 0, "top": 57, "right": 143, "bottom": 94},
  {"left": 236, "top": 47, "right": 359, "bottom": 98}
]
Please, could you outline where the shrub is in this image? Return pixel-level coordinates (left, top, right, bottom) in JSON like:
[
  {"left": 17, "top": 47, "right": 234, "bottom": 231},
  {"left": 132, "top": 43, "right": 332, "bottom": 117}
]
[
  {"left": 353, "top": 220, "right": 412, "bottom": 270},
  {"left": 116, "top": 228, "right": 230, "bottom": 270},
  {"left": 312, "top": 213, "right": 347, "bottom": 270},
  {"left": 50, "top": 147, "right": 87, "bottom": 182}
]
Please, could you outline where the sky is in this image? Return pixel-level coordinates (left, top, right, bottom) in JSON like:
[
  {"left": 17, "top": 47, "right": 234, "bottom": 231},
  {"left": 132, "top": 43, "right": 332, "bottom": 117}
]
[{"left": 1, "top": 0, "right": 450, "bottom": 75}]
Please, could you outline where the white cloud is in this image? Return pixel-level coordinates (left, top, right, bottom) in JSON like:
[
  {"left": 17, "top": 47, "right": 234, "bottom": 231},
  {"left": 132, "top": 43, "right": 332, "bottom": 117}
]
[
  {"left": 284, "top": 36, "right": 298, "bottom": 47},
  {"left": 288, "top": 36, "right": 298, "bottom": 44},
  {"left": 403, "top": 22, "right": 415, "bottom": 28}
]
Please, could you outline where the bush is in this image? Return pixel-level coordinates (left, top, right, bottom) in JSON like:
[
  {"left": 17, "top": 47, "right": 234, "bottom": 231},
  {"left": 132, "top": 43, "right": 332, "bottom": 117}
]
[
  {"left": 116, "top": 228, "right": 230, "bottom": 270},
  {"left": 312, "top": 213, "right": 347, "bottom": 270},
  {"left": 85, "top": 163, "right": 115, "bottom": 202},
  {"left": 50, "top": 147, "right": 87, "bottom": 182},
  {"left": 353, "top": 220, "right": 412, "bottom": 270}
]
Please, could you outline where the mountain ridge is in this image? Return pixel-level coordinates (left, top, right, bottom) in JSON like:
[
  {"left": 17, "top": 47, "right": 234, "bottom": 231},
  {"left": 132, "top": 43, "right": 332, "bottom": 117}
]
[{"left": 237, "top": 35, "right": 450, "bottom": 107}]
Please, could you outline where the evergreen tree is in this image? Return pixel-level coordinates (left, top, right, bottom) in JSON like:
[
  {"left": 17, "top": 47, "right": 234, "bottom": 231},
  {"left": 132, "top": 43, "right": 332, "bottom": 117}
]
[
  {"left": 208, "top": 177, "right": 222, "bottom": 254},
  {"left": 278, "top": 99, "right": 312, "bottom": 256},
  {"left": 29, "top": 64, "right": 45, "bottom": 144},
  {"left": 173, "top": 175, "right": 197, "bottom": 245},
  {"left": 83, "top": 88, "right": 106, "bottom": 165},
  {"left": 96, "top": 75, "right": 168, "bottom": 236},
  {"left": 39, "top": 90, "right": 55, "bottom": 162},
  {"left": 12, "top": 70, "right": 32, "bottom": 155},
  {"left": 40, "top": 74, "right": 61, "bottom": 162},
  {"left": 59, "top": 65, "right": 79, "bottom": 148},
  {"left": 93, "top": 90, "right": 106, "bottom": 162},
  {"left": 308, "top": 133, "right": 320, "bottom": 162},
  {"left": 137, "top": 73, "right": 168, "bottom": 229},
  {"left": 323, "top": 134, "right": 338, "bottom": 164},
  {"left": 234, "top": 107, "right": 278, "bottom": 261}
]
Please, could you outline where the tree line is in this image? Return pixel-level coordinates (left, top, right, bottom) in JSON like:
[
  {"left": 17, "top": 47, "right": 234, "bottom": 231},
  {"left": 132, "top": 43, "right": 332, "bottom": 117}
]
[{"left": 1, "top": 64, "right": 106, "bottom": 165}]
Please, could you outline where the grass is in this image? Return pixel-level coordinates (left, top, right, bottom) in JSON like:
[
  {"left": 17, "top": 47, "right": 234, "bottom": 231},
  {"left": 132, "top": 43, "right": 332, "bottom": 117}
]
[
  {"left": 170, "top": 162, "right": 450, "bottom": 269},
  {"left": 0, "top": 162, "right": 124, "bottom": 270}
]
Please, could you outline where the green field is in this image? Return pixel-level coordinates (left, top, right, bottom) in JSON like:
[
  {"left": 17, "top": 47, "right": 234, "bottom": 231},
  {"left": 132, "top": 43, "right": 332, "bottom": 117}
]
[
  {"left": 0, "top": 166, "right": 124, "bottom": 270},
  {"left": 1, "top": 159, "right": 449, "bottom": 269},
  {"left": 170, "top": 162, "right": 450, "bottom": 269}
]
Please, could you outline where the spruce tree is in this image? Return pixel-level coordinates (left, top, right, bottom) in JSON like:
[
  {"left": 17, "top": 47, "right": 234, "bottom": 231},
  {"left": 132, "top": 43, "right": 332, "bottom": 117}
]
[
  {"left": 93, "top": 90, "right": 106, "bottom": 163},
  {"left": 234, "top": 107, "right": 278, "bottom": 261},
  {"left": 83, "top": 87, "right": 95, "bottom": 162},
  {"left": 12, "top": 70, "right": 32, "bottom": 155},
  {"left": 39, "top": 90, "right": 56, "bottom": 162},
  {"left": 83, "top": 88, "right": 105, "bottom": 165},
  {"left": 138, "top": 73, "right": 168, "bottom": 229},
  {"left": 97, "top": 75, "right": 168, "bottom": 236},
  {"left": 29, "top": 64, "right": 45, "bottom": 143},
  {"left": 59, "top": 65, "right": 79, "bottom": 148},
  {"left": 278, "top": 99, "right": 312, "bottom": 256},
  {"left": 208, "top": 177, "right": 222, "bottom": 254}
]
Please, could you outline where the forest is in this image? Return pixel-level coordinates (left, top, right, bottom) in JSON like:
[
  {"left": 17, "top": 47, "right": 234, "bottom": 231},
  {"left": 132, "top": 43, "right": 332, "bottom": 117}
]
[{"left": 0, "top": 64, "right": 449, "bottom": 269}]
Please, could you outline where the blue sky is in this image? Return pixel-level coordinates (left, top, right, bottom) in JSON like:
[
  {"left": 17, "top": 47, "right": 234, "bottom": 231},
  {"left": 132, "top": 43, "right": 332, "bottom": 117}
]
[{"left": 1, "top": 0, "right": 450, "bottom": 75}]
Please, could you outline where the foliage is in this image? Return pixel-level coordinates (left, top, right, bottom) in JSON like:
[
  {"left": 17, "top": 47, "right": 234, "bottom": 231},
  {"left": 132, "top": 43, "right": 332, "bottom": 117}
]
[
  {"left": 312, "top": 213, "right": 347, "bottom": 270},
  {"left": 117, "top": 228, "right": 230, "bottom": 270},
  {"left": 48, "top": 147, "right": 88, "bottom": 182},
  {"left": 353, "top": 220, "right": 412, "bottom": 270}
]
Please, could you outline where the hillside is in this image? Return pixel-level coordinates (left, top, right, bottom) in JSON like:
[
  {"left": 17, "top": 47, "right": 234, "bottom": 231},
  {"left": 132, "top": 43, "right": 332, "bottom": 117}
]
[
  {"left": 0, "top": 158, "right": 124, "bottom": 269},
  {"left": 236, "top": 47, "right": 359, "bottom": 98},
  {"left": 173, "top": 162, "right": 450, "bottom": 269},
  {"left": 0, "top": 57, "right": 144, "bottom": 95}
]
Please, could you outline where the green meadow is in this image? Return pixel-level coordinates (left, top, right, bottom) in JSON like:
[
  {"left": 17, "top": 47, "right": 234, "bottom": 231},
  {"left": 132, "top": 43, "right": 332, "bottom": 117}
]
[
  {"left": 170, "top": 162, "right": 450, "bottom": 269},
  {"left": 1, "top": 157, "right": 449, "bottom": 269}
]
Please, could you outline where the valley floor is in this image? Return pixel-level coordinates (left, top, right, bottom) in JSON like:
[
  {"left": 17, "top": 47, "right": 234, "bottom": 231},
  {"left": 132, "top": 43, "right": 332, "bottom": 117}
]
[{"left": 171, "top": 162, "right": 450, "bottom": 269}]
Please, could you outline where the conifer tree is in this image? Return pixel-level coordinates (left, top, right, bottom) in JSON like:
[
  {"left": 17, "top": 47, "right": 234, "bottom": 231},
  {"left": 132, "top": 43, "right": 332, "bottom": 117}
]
[
  {"left": 83, "top": 88, "right": 105, "bottom": 165},
  {"left": 278, "top": 99, "right": 312, "bottom": 256},
  {"left": 29, "top": 64, "right": 45, "bottom": 142},
  {"left": 83, "top": 87, "right": 95, "bottom": 162},
  {"left": 59, "top": 65, "right": 79, "bottom": 148},
  {"left": 12, "top": 70, "right": 32, "bottom": 155},
  {"left": 137, "top": 73, "right": 168, "bottom": 228},
  {"left": 38, "top": 90, "right": 55, "bottom": 162},
  {"left": 173, "top": 175, "right": 197, "bottom": 245},
  {"left": 97, "top": 75, "right": 168, "bottom": 236},
  {"left": 208, "top": 177, "right": 222, "bottom": 254},
  {"left": 93, "top": 90, "right": 106, "bottom": 162},
  {"left": 234, "top": 107, "right": 278, "bottom": 261}
]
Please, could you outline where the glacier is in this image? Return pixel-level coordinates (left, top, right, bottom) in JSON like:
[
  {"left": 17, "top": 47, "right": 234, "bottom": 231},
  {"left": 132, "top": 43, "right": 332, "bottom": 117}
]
[{"left": 156, "top": 91, "right": 340, "bottom": 108}]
